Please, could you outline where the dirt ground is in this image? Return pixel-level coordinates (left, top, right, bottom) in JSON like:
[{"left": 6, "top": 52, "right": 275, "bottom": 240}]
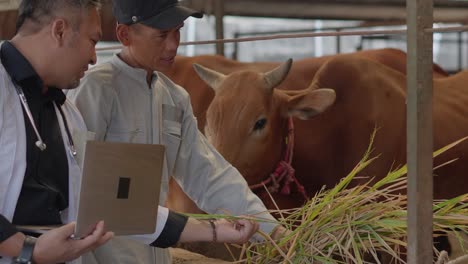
[{"left": 170, "top": 248, "right": 233, "bottom": 264}]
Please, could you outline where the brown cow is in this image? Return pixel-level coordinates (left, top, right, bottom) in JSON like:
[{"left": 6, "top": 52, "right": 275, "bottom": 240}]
[
  {"left": 193, "top": 55, "right": 468, "bottom": 210},
  {"left": 162, "top": 49, "right": 449, "bottom": 214},
  {"left": 162, "top": 48, "right": 447, "bottom": 131}
]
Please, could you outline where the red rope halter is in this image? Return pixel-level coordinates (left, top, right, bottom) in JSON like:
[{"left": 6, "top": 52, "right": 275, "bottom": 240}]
[{"left": 248, "top": 117, "right": 309, "bottom": 201}]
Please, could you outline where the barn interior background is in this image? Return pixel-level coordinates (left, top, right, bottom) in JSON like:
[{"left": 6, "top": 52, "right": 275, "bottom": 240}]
[
  {"left": 1, "top": 0, "right": 467, "bottom": 263},
  {"left": 2, "top": 0, "right": 468, "bottom": 72},
  {"left": 109, "top": 0, "right": 467, "bottom": 72}
]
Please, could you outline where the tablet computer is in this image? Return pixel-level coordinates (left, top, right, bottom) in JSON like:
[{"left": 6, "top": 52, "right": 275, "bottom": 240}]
[{"left": 74, "top": 141, "right": 165, "bottom": 238}]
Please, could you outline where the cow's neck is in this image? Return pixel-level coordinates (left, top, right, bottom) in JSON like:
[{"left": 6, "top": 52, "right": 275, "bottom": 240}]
[{"left": 249, "top": 117, "right": 308, "bottom": 201}]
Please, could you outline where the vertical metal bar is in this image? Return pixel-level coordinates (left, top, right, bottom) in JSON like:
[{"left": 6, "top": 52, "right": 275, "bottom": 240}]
[
  {"left": 214, "top": 0, "right": 225, "bottom": 56},
  {"left": 336, "top": 29, "right": 341, "bottom": 54},
  {"left": 406, "top": 0, "right": 434, "bottom": 263},
  {"left": 186, "top": 18, "right": 197, "bottom": 56},
  {"left": 314, "top": 20, "right": 323, "bottom": 57},
  {"left": 232, "top": 32, "right": 239, "bottom": 60},
  {"left": 458, "top": 31, "right": 463, "bottom": 71}
]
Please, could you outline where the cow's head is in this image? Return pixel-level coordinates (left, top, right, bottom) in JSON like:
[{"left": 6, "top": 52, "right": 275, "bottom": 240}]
[{"left": 193, "top": 59, "right": 336, "bottom": 186}]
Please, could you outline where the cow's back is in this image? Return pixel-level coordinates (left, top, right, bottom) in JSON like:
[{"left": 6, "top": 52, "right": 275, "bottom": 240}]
[
  {"left": 293, "top": 55, "right": 408, "bottom": 197},
  {"left": 298, "top": 56, "right": 466, "bottom": 199}
]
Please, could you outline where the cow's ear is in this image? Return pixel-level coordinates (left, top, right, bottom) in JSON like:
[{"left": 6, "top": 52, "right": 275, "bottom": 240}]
[
  {"left": 193, "top": 63, "right": 226, "bottom": 91},
  {"left": 285, "top": 88, "right": 336, "bottom": 120}
]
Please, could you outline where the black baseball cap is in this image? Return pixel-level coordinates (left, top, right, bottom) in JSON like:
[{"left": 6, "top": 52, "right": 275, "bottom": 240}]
[{"left": 112, "top": 0, "right": 203, "bottom": 30}]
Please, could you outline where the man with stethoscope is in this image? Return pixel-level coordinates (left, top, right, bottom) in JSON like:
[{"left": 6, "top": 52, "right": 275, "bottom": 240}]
[
  {"left": 0, "top": 0, "right": 113, "bottom": 262},
  {"left": 0, "top": 0, "right": 260, "bottom": 263}
]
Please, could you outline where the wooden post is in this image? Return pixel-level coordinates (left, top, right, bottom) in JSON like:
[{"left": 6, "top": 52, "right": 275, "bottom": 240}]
[
  {"left": 214, "top": 0, "right": 225, "bottom": 56},
  {"left": 406, "top": 0, "right": 434, "bottom": 263}
]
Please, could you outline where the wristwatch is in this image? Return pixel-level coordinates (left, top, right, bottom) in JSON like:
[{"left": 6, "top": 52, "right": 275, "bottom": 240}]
[{"left": 13, "top": 235, "right": 37, "bottom": 264}]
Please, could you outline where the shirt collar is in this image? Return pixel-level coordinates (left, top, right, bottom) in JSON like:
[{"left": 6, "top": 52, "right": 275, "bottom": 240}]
[
  {"left": 1, "top": 41, "right": 38, "bottom": 84},
  {"left": 0, "top": 41, "right": 66, "bottom": 105},
  {"left": 111, "top": 53, "right": 158, "bottom": 88}
]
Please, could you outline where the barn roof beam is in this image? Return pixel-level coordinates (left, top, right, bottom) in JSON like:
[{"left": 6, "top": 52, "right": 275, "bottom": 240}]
[{"left": 183, "top": 0, "right": 468, "bottom": 23}]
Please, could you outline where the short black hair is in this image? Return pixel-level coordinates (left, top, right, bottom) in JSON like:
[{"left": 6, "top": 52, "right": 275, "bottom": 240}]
[{"left": 16, "top": 0, "right": 101, "bottom": 33}]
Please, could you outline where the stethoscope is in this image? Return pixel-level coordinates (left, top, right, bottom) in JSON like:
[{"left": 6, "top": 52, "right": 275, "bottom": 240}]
[{"left": 14, "top": 84, "right": 77, "bottom": 156}]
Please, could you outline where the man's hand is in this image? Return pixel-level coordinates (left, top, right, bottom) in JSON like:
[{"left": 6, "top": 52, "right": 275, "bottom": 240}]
[
  {"left": 270, "top": 225, "right": 291, "bottom": 240},
  {"left": 215, "top": 217, "right": 259, "bottom": 244},
  {"left": 33, "top": 221, "right": 113, "bottom": 264},
  {"left": 0, "top": 232, "right": 25, "bottom": 258},
  {"left": 269, "top": 225, "right": 294, "bottom": 258}
]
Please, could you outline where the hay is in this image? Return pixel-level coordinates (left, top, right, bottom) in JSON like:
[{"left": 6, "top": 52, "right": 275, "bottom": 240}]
[{"left": 189, "top": 136, "right": 468, "bottom": 264}]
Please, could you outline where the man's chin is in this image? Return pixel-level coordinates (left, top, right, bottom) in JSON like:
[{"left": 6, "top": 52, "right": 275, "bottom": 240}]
[
  {"left": 157, "top": 59, "right": 175, "bottom": 71},
  {"left": 62, "top": 79, "right": 80, "bottom": 90}
]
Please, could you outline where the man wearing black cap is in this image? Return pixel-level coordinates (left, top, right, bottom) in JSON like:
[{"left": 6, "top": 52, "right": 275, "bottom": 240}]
[{"left": 68, "top": 0, "right": 284, "bottom": 263}]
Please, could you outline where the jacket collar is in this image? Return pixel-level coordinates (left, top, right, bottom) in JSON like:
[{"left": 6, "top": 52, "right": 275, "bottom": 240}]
[{"left": 111, "top": 53, "right": 159, "bottom": 92}]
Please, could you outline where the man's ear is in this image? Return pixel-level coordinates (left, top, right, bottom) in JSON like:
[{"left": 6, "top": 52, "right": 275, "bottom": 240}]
[
  {"left": 51, "top": 18, "right": 68, "bottom": 46},
  {"left": 116, "top": 24, "right": 131, "bottom": 46}
]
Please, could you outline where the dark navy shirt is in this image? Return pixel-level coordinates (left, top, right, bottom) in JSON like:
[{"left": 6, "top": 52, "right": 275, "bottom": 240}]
[
  {"left": 0, "top": 41, "right": 69, "bottom": 226},
  {"left": 0, "top": 215, "right": 17, "bottom": 243}
]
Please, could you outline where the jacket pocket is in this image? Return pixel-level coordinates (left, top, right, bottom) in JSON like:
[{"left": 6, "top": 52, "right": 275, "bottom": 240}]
[
  {"left": 106, "top": 119, "right": 145, "bottom": 143},
  {"left": 162, "top": 120, "right": 182, "bottom": 174}
]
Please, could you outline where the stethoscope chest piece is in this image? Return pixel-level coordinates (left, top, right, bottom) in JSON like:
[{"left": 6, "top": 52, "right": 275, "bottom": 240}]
[
  {"left": 15, "top": 84, "right": 76, "bottom": 155},
  {"left": 35, "top": 140, "right": 47, "bottom": 151}
]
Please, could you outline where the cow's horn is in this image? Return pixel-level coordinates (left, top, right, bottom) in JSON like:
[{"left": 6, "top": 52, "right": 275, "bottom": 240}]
[
  {"left": 264, "top": 58, "right": 293, "bottom": 90},
  {"left": 193, "top": 63, "right": 226, "bottom": 91}
]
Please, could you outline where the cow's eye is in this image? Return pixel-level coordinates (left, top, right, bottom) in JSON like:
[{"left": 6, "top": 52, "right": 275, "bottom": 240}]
[{"left": 253, "top": 118, "right": 267, "bottom": 131}]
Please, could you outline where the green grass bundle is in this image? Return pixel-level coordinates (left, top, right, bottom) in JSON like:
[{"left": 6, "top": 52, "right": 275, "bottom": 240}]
[
  {"left": 238, "top": 138, "right": 468, "bottom": 264},
  {"left": 188, "top": 137, "right": 467, "bottom": 263}
]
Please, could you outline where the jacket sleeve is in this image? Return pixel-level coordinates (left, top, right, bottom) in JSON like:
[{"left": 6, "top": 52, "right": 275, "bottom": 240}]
[
  {"left": 127, "top": 206, "right": 188, "bottom": 248},
  {"left": 0, "top": 214, "right": 17, "bottom": 243},
  {"left": 172, "top": 98, "right": 278, "bottom": 241},
  {"left": 150, "top": 210, "right": 188, "bottom": 248}
]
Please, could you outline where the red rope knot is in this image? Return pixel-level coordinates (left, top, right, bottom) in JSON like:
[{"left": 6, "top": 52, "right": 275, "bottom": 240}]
[
  {"left": 267, "top": 172, "right": 281, "bottom": 194},
  {"left": 280, "top": 164, "right": 308, "bottom": 200},
  {"left": 248, "top": 117, "right": 309, "bottom": 201},
  {"left": 265, "top": 161, "right": 288, "bottom": 194},
  {"left": 279, "top": 161, "right": 295, "bottom": 195}
]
